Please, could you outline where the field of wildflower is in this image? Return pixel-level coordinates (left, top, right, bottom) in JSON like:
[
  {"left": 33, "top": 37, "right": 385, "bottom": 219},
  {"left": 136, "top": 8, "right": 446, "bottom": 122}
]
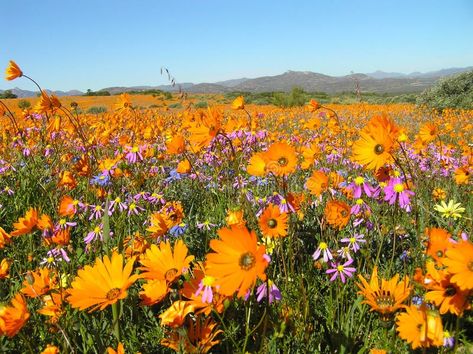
[{"left": 0, "top": 60, "right": 472, "bottom": 353}]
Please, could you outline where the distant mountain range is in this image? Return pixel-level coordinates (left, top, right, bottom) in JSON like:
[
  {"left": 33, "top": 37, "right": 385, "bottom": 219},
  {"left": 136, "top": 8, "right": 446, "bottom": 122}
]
[{"left": 2, "top": 67, "right": 472, "bottom": 98}]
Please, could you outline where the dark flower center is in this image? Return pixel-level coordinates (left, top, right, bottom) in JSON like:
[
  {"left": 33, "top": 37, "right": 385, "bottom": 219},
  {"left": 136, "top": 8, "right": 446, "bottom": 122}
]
[
  {"left": 278, "top": 157, "right": 288, "bottom": 166},
  {"left": 374, "top": 290, "right": 395, "bottom": 309},
  {"left": 436, "top": 250, "right": 444, "bottom": 258},
  {"left": 239, "top": 252, "right": 256, "bottom": 271},
  {"left": 445, "top": 286, "right": 456, "bottom": 297},
  {"left": 106, "top": 288, "right": 121, "bottom": 301},
  {"left": 165, "top": 268, "right": 179, "bottom": 282},
  {"left": 468, "top": 261, "right": 473, "bottom": 272},
  {"left": 268, "top": 219, "right": 278, "bottom": 228},
  {"left": 374, "top": 144, "right": 384, "bottom": 155}
]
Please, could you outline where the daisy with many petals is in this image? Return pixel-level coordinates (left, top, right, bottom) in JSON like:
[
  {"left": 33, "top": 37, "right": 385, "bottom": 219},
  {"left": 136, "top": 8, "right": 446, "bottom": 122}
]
[
  {"left": 264, "top": 142, "right": 297, "bottom": 177},
  {"left": 258, "top": 203, "right": 288, "bottom": 238},
  {"left": 139, "top": 239, "right": 194, "bottom": 283},
  {"left": 443, "top": 239, "right": 473, "bottom": 290},
  {"left": 0, "top": 293, "right": 30, "bottom": 337},
  {"left": 11, "top": 208, "right": 38, "bottom": 236},
  {"left": 67, "top": 251, "right": 139, "bottom": 312},
  {"left": 396, "top": 305, "right": 443, "bottom": 350},
  {"left": 206, "top": 226, "right": 269, "bottom": 298},
  {"left": 356, "top": 266, "right": 411, "bottom": 321}
]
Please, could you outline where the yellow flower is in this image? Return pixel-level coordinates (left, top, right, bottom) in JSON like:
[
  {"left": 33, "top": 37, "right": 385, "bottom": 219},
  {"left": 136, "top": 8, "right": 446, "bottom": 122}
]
[
  {"left": 231, "top": 96, "right": 245, "bottom": 110},
  {"left": 5, "top": 60, "right": 23, "bottom": 81},
  {"left": 67, "top": 252, "right": 139, "bottom": 312},
  {"left": 433, "top": 200, "right": 465, "bottom": 219}
]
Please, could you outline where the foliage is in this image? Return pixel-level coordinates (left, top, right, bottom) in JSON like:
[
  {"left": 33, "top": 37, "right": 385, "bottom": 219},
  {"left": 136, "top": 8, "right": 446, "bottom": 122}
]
[
  {"left": 17, "top": 100, "right": 31, "bottom": 110},
  {"left": 417, "top": 71, "right": 473, "bottom": 110},
  {"left": 0, "top": 90, "right": 17, "bottom": 99},
  {"left": 84, "top": 89, "right": 111, "bottom": 96},
  {"left": 86, "top": 105, "right": 107, "bottom": 114}
]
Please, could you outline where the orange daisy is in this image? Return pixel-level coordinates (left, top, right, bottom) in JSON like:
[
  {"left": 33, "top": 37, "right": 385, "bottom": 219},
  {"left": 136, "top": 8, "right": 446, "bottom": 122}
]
[
  {"left": 258, "top": 203, "right": 288, "bottom": 238},
  {"left": 11, "top": 207, "right": 38, "bottom": 236},
  {"left": 161, "top": 316, "right": 222, "bottom": 353},
  {"left": 324, "top": 200, "right": 351, "bottom": 230},
  {"left": 265, "top": 142, "right": 297, "bottom": 176},
  {"left": 0, "top": 259, "right": 11, "bottom": 279},
  {"left": 418, "top": 123, "right": 438, "bottom": 143},
  {"left": 247, "top": 152, "right": 267, "bottom": 177},
  {"left": 21, "top": 268, "right": 57, "bottom": 298},
  {"left": 67, "top": 251, "right": 139, "bottom": 312},
  {"left": 425, "top": 227, "right": 453, "bottom": 264},
  {"left": 0, "top": 293, "right": 30, "bottom": 337},
  {"left": 139, "top": 239, "right": 194, "bottom": 283},
  {"left": 159, "top": 300, "right": 195, "bottom": 328},
  {"left": 0, "top": 227, "right": 12, "bottom": 248},
  {"left": 306, "top": 170, "right": 329, "bottom": 196},
  {"left": 356, "top": 266, "right": 411, "bottom": 321},
  {"left": 107, "top": 342, "right": 125, "bottom": 354},
  {"left": 423, "top": 262, "right": 470, "bottom": 316},
  {"left": 231, "top": 96, "right": 245, "bottom": 110},
  {"left": 206, "top": 226, "right": 269, "bottom": 298},
  {"left": 58, "top": 196, "right": 79, "bottom": 217},
  {"left": 166, "top": 135, "right": 186, "bottom": 155},
  {"left": 352, "top": 125, "right": 394, "bottom": 171},
  {"left": 5, "top": 60, "right": 23, "bottom": 81},
  {"left": 443, "top": 239, "right": 473, "bottom": 290},
  {"left": 396, "top": 305, "right": 443, "bottom": 349}
]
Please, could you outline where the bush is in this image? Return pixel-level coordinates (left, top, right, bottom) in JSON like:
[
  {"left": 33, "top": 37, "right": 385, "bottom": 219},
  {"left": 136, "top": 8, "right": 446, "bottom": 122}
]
[
  {"left": 17, "top": 99, "right": 31, "bottom": 110},
  {"left": 84, "top": 89, "right": 111, "bottom": 96},
  {"left": 417, "top": 71, "right": 473, "bottom": 110},
  {"left": 0, "top": 90, "right": 17, "bottom": 99},
  {"left": 86, "top": 106, "right": 107, "bottom": 114},
  {"left": 194, "top": 101, "right": 208, "bottom": 109},
  {"left": 168, "top": 103, "right": 182, "bottom": 109}
]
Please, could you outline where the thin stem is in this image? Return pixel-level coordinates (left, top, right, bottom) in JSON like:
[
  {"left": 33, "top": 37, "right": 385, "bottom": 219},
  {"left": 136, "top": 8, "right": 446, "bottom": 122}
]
[{"left": 111, "top": 302, "right": 121, "bottom": 341}]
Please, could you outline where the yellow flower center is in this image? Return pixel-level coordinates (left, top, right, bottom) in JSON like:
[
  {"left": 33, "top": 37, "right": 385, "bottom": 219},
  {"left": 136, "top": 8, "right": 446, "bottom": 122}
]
[
  {"left": 94, "top": 226, "right": 101, "bottom": 233},
  {"left": 267, "top": 219, "right": 277, "bottom": 228},
  {"left": 202, "top": 275, "right": 215, "bottom": 287},
  {"left": 356, "top": 199, "right": 364, "bottom": 205},
  {"left": 59, "top": 219, "right": 66, "bottom": 225},
  {"left": 374, "top": 144, "right": 384, "bottom": 155},
  {"left": 393, "top": 183, "right": 404, "bottom": 193},
  {"left": 165, "top": 268, "right": 179, "bottom": 282},
  {"left": 106, "top": 288, "right": 121, "bottom": 301},
  {"left": 354, "top": 176, "right": 365, "bottom": 185},
  {"left": 337, "top": 265, "right": 344, "bottom": 272},
  {"left": 319, "top": 242, "right": 328, "bottom": 250},
  {"left": 132, "top": 146, "right": 139, "bottom": 153},
  {"left": 349, "top": 237, "right": 356, "bottom": 244},
  {"left": 239, "top": 252, "right": 256, "bottom": 271}
]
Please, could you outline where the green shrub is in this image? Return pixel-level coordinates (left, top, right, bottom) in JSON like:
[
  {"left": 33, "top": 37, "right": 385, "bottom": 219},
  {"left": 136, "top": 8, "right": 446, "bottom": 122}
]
[
  {"left": 194, "top": 101, "right": 208, "bottom": 109},
  {"left": 86, "top": 106, "right": 107, "bottom": 114},
  {"left": 17, "top": 99, "right": 31, "bottom": 110},
  {"left": 417, "top": 71, "right": 473, "bottom": 110},
  {"left": 168, "top": 103, "right": 182, "bottom": 109},
  {"left": 0, "top": 90, "right": 17, "bottom": 99}
]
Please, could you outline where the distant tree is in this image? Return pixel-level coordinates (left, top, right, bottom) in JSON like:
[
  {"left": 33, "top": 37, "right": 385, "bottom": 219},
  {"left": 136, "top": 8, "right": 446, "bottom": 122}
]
[
  {"left": 417, "top": 71, "right": 473, "bottom": 110},
  {"left": 0, "top": 90, "right": 17, "bottom": 99},
  {"left": 17, "top": 99, "right": 31, "bottom": 109}
]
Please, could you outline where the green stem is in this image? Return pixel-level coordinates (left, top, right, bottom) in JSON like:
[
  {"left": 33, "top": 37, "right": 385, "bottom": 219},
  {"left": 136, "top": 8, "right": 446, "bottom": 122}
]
[{"left": 111, "top": 301, "right": 121, "bottom": 341}]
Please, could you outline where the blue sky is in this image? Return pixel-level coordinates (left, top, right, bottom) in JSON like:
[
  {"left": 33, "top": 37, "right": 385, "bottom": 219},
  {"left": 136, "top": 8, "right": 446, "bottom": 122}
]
[{"left": 2, "top": 0, "right": 472, "bottom": 91}]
